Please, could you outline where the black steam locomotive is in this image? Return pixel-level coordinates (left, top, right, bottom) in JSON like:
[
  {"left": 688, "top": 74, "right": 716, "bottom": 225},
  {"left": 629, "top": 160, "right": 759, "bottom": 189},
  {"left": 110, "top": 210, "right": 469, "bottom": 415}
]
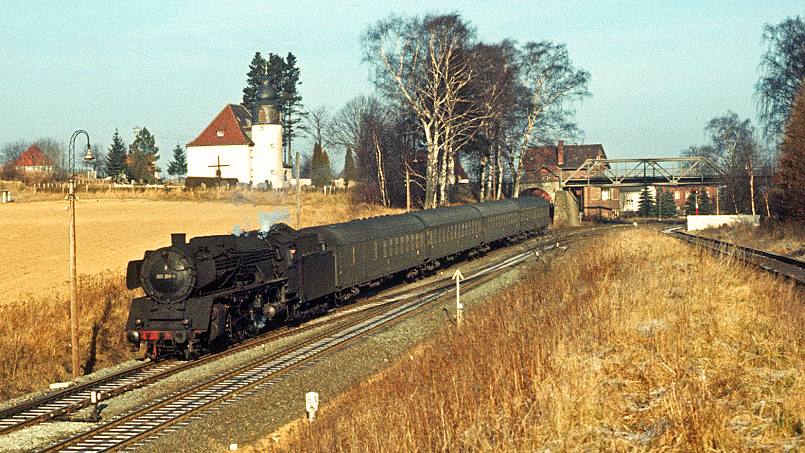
[{"left": 125, "top": 198, "right": 550, "bottom": 359}]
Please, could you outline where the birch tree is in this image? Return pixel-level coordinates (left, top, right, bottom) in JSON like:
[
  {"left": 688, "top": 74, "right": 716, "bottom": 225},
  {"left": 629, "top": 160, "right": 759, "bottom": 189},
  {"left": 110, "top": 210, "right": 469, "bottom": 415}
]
[
  {"left": 363, "top": 14, "right": 482, "bottom": 207},
  {"left": 510, "top": 42, "right": 590, "bottom": 197},
  {"left": 469, "top": 41, "right": 518, "bottom": 200}
]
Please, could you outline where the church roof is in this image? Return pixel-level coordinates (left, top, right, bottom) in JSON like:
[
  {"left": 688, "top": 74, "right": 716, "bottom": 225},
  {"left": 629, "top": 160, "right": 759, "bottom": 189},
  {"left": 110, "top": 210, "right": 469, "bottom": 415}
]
[
  {"left": 14, "top": 144, "right": 53, "bottom": 167},
  {"left": 187, "top": 104, "right": 254, "bottom": 147}
]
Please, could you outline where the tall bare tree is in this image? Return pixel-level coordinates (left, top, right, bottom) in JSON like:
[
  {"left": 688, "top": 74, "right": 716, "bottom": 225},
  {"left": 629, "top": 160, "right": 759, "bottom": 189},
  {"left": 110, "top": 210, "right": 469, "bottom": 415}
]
[
  {"left": 300, "top": 104, "right": 330, "bottom": 148},
  {"left": 755, "top": 16, "right": 805, "bottom": 143},
  {"left": 684, "top": 112, "right": 770, "bottom": 214},
  {"left": 509, "top": 41, "right": 590, "bottom": 198},
  {"left": 469, "top": 41, "right": 519, "bottom": 200},
  {"left": 363, "top": 14, "right": 485, "bottom": 207},
  {"left": 328, "top": 96, "right": 385, "bottom": 158}
]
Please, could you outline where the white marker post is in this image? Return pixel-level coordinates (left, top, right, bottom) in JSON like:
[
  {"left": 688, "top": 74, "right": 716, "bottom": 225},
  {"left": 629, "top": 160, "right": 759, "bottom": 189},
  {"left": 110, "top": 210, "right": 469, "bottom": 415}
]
[
  {"left": 453, "top": 269, "right": 464, "bottom": 327},
  {"left": 305, "top": 391, "right": 319, "bottom": 423}
]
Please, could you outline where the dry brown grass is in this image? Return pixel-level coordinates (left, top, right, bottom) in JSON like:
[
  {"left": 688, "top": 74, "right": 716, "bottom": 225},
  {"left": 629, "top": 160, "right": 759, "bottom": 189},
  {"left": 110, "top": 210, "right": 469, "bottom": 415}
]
[
  {"left": 0, "top": 273, "right": 139, "bottom": 400},
  {"left": 257, "top": 228, "right": 803, "bottom": 452},
  {"left": 698, "top": 221, "right": 805, "bottom": 259},
  {"left": 0, "top": 193, "right": 400, "bottom": 400}
]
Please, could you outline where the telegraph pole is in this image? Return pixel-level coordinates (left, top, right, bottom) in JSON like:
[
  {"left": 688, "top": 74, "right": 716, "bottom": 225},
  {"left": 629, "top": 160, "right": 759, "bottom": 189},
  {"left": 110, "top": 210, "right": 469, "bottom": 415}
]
[
  {"left": 405, "top": 166, "right": 411, "bottom": 213},
  {"left": 67, "top": 130, "right": 94, "bottom": 381},
  {"left": 747, "top": 162, "right": 756, "bottom": 216},
  {"left": 295, "top": 150, "right": 301, "bottom": 229}
]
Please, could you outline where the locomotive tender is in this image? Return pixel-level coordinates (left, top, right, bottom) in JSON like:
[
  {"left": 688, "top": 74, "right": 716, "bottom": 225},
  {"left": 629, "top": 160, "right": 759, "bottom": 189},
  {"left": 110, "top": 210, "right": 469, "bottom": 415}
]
[{"left": 125, "top": 198, "right": 550, "bottom": 358}]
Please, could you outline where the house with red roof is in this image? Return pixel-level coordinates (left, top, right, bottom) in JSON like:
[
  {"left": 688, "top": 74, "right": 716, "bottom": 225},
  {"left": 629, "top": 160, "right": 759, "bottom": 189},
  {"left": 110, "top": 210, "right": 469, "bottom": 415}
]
[
  {"left": 186, "top": 79, "right": 291, "bottom": 188},
  {"left": 521, "top": 140, "right": 620, "bottom": 218},
  {"left": 14, "top": 144, "right": 54, "bottom": 175}
]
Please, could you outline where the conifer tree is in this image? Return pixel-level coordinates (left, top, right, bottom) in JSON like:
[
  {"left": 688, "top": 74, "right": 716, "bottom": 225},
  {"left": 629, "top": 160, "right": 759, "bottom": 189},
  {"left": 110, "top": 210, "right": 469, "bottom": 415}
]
[
  {"left": 167, "top": 143, "right": 187, "bottom": 179},
  {"left": 105, "top": 129, "right": 127, "bottom": 181},
  {"left": 654, "top": 189, "right": 677, "bottom": 218},
  {"left": 638, "top": 187, "right": 655, "bottom": 217},
  {"left": 242, "top": 52, "right": 267, "bottom": 112},
  {"left": 684, "top": 190, "right": 712, "bottom": 215},
  {"left": 699, "top": 190, "right": 713, "bottom": 214},
  {"left": 129, "top": 128, "right": 159, "bottom": 183},
  {"left": 776, "top": 83, "right": 805, "bottom": 219},
  {"left": 342, "top": 146, "right": 357, "bottom": 188},
  {"left": 281, "top": 52, "right": 303, "bottom": 162},
  {"left": 310, "top": 143, "right": 332, "bottom": 188}
]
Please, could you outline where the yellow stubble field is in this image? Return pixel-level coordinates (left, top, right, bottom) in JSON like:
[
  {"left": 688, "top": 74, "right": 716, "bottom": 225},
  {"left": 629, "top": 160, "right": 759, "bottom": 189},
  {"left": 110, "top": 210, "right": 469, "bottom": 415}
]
[{"left": 0, "top": 198, "right": 288, "bottom": 304}]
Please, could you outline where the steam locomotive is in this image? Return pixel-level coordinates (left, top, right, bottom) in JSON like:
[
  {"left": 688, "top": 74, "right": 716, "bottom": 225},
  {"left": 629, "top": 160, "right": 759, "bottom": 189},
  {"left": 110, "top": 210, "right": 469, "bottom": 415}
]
[{"left": 125, "top": 198, "right": 550, "bottom": 359}]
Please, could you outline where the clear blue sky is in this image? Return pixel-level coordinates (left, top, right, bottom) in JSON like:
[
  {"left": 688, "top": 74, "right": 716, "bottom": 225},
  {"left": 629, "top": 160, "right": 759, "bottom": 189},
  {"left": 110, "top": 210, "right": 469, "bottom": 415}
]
[{"left": 1, "top": 1, "right": 800, "bottom": 168}]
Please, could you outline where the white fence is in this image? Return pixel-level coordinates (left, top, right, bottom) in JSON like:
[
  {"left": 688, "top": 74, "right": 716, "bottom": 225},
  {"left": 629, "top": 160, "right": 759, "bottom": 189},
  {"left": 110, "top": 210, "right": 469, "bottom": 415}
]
[{"left": 686, "top": 215, "right": 760, "bottom": 231}]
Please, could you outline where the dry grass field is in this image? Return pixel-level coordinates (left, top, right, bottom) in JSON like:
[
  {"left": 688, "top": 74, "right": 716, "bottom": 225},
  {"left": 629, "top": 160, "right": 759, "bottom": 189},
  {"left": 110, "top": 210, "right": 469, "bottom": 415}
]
[
  {"left": 0, "top": 192, "right": 400, "bottom": 399},
  {"left": 258, "top": 228, "right": 803, "bottom": 452},
  {"left": 698, "top": 221, "right": 805, "bottom": 259}
]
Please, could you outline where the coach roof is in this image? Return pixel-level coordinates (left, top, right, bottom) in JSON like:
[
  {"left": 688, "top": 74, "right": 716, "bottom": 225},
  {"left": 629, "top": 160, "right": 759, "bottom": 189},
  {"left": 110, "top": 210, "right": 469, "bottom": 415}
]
[{"left": 301, "top": 213, "right": 425, "bottom": 246}]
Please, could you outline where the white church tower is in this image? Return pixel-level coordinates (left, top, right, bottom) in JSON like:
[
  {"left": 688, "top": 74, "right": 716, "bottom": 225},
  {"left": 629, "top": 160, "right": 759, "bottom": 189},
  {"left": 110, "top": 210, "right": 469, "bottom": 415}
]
[
  {"left": 250, "top": 80, "right": 287, "bottom": 188},
  {"left": 185, "top": 79, "right": 290, "bottom": 188}
]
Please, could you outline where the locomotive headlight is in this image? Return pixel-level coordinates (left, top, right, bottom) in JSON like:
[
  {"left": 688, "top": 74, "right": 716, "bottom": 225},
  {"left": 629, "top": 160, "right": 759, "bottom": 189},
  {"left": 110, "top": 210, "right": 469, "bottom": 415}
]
[
  {"left": 135, "top": 318, "right": 143, "bottom": 327},
  {"left": 126, "top": 330, "right": 140, "bottom": 344},
  {"left": 182, "top": 318, "right": 190, "bottom": 327}
]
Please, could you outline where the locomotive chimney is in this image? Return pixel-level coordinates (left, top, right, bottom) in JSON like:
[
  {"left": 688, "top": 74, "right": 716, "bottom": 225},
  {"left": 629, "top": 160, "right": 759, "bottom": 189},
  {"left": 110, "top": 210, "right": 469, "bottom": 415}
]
[
  {"left": 557, "top": 140, "right": 565, "bottom": 167},
  {"left": 171, "top": 233, "right": 186, "bottom": 246}
]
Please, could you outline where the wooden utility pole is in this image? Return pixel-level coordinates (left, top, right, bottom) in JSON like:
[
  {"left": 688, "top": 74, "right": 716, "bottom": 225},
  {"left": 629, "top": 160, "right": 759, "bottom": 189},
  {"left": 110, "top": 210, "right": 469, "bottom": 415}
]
[
  {"left": 715, "top": 187, "right": 720, "bottom": 215},
  {"left": 405, "top": 166, "right": 411, "bottom": 213},
  {"left": 747, "top": 162, "right": 756, "bottom": 216},
  {"left": 295, "top": 151, "right": 301, "bottom": 229},
  {"left": 67, "top": 130, "right": 94, "bottom": 381},
  {"left": 68, "top": 179, "right": 79, "bottom": 380}
]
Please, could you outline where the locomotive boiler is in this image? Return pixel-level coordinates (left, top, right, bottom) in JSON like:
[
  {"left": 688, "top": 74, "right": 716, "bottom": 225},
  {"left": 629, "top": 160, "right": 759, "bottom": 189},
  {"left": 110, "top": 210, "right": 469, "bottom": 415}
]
[{"left": 125, "top": 224, "right": 297, "bottom": 359}]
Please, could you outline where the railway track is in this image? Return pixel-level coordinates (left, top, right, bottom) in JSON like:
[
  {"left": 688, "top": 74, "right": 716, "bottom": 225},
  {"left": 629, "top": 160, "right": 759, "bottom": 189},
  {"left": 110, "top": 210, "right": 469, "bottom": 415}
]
[
  {"left": 0, "top": 225, "right": 606, "bottom": 451},
  {"left": 41, "top": 233, "right": 583, "bottom": 452},
  {"left": 664, "top": 227, "right": 805, "bottom": 285}
]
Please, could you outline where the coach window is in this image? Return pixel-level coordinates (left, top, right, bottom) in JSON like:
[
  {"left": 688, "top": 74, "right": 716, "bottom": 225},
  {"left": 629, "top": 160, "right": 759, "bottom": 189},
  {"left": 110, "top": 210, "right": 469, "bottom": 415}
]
[
  {"left": 352, "top": 246, "right": 356, "bottom": 265},
  {"left": 374, "top": 242, "right": 378, "bottom": 260}
]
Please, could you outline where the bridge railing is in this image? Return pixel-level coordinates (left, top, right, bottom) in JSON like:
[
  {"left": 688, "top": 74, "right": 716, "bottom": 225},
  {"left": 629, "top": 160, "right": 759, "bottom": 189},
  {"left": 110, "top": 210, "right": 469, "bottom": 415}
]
[{"left": 559, "top": 157, "right": 724, "bottom": 187}]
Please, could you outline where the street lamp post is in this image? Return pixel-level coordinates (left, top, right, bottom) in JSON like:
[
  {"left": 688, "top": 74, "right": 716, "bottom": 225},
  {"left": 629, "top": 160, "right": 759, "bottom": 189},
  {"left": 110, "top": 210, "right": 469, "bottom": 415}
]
[{"left": 67, "top": 130, "right": 94, "bottom": 381}]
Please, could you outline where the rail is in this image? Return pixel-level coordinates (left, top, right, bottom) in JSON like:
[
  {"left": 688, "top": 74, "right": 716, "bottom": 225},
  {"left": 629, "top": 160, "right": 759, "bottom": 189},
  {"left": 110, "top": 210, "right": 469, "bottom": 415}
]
[{"left": 664, "top": 227, "right": 805, "bottom": 285}]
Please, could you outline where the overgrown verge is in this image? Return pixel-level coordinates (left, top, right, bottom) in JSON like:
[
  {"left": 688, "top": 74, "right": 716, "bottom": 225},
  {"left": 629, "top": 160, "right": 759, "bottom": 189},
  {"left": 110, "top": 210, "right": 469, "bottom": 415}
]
[
  {"left": 0, "top": 272, "right": 137, "bottom": 400},
  {"left": 698, "top": 220, "right": 805, "bottom": 258},
  {"left": 260, "top": 228, "right": 803, "bottom": 451}
]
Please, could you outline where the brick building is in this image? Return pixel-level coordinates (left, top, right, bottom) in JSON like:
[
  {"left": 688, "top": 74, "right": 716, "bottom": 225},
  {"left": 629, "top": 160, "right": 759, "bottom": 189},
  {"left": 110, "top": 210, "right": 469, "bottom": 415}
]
[{"left": 521, "top": 141, "right": 620, "bottom": 218}]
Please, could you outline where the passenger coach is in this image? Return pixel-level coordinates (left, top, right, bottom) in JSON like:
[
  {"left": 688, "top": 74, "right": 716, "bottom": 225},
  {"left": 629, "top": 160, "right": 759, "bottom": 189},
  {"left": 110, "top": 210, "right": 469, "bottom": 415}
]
[{"left": 290, "top": 198, "right": 549, "bottom": 305}]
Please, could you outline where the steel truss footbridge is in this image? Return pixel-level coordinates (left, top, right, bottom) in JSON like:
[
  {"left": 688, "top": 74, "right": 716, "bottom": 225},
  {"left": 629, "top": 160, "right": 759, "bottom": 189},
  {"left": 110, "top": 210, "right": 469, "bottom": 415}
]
[{"left": 559, "top": 157, "right": 724, "bottom": 188}]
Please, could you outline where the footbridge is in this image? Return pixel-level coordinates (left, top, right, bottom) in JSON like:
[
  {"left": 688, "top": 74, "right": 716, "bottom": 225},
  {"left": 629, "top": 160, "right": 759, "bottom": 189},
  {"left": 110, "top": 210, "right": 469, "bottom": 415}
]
[{"left": 559, "top": 157, "right": 724, "bottom": 188}]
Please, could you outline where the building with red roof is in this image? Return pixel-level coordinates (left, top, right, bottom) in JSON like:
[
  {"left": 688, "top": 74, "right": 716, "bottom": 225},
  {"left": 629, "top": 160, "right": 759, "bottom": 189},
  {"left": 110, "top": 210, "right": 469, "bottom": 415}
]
[
  {"left": 14, "top": 144, "right": 54, "bottom": 174},
  {"left": 186, "top": 79, "right": 291, "bottom": 188},
  {"left": 521, "top": 140, "right": 620, "bottom": 218}
]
